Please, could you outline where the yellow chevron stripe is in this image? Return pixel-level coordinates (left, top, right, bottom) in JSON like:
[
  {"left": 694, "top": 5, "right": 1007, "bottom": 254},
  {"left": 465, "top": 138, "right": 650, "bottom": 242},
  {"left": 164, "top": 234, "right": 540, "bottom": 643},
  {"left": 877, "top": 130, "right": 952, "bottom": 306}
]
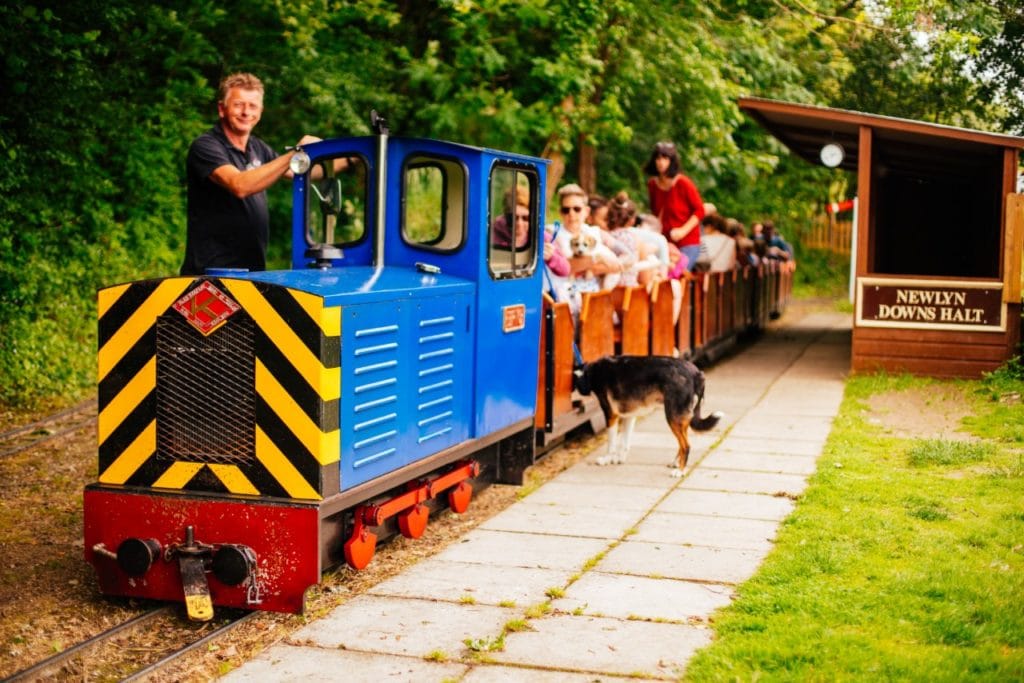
[
  {"left": 97, "top": 283, "right": 131, "bottom": 320},
  {"left": 98, "top": 278, "right": 193, "bottom": 382},
  {"left": 223, "top": 280, "right": 340, "bottom": 401},
  {"left": 153, "top": 462, "right": 205, "bottom": 489},
  {"left": 98, "top": 358, "right": 156, "bottom": 444},
  {"left": 209, "top": 464, "right": 260, "bottom": 495},
  {"left": 289, "top": 288, "right": 341, "bottom": 337},
  {"left": 256, "top": 360, "right": 339, "bottom": 466},
  {"left": 255, "top": 426, "right": 321, "bottom": 500},
  {"left": 99, "top": 421, "right": 156, "bottom": 484}
]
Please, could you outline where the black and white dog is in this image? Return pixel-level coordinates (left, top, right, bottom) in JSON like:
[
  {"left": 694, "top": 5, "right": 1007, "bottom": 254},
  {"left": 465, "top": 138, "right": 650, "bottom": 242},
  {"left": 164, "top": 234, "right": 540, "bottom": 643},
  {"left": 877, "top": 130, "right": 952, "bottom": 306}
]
[{"left": 574, "top": 355, "right": 722, "bottom": 476}]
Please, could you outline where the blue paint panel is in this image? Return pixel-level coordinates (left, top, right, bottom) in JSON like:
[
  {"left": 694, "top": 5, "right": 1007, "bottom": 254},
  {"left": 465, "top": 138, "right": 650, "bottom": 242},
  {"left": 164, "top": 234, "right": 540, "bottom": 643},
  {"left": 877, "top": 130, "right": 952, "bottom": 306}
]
[
  {"left": 412, "top": 300, "right": 468, "bottom": 450},
  {"left": 342, "top": 304, "right": 404, "bottom": 486},
  {"left": 339, "top": 293, "right": 471, "bottom": 491}
]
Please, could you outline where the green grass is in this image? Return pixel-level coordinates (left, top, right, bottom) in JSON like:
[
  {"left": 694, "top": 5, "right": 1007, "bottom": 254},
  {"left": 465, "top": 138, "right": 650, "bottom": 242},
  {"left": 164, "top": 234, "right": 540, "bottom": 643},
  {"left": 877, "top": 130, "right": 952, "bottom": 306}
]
[
  {"left": 686, "top": 371, "right": 1024, "bottom": 681},
  {"left": 791, "top": 245, "right": 849, "bottom": 300},
  {"left": 906, "top": 439, "right": 993, "bottom": 468}
]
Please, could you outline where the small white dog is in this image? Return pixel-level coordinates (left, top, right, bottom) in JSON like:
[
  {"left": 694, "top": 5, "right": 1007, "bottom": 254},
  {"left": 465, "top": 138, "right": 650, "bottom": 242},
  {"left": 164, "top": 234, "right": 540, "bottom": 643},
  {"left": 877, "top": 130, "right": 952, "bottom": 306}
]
[{"left": 568, "top": 232, "right": 621, "bottom": 290}]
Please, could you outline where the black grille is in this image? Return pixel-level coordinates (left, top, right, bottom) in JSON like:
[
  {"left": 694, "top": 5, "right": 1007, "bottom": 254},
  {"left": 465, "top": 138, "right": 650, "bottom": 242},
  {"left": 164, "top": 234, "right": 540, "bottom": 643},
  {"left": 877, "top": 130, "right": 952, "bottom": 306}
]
[{"left": 155, "top": 313, "right": 255, "bottom": 465}]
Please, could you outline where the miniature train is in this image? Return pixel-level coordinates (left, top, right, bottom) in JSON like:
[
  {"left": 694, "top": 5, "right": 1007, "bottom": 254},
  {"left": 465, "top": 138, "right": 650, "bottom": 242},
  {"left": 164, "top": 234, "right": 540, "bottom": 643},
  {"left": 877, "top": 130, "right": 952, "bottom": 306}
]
[{"left": 83, "top": 125, "right": 791, "bottom": 620}]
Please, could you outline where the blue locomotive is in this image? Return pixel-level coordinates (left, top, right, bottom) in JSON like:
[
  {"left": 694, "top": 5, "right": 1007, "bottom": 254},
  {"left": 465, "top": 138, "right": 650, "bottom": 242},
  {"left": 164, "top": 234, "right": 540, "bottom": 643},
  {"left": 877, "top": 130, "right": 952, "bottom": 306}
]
[
  {"left": 85, "top": 121, "right": 551, "bottom": 619},
  {"left": 84, "top": 121, "right": 792, "bottom": 620}
]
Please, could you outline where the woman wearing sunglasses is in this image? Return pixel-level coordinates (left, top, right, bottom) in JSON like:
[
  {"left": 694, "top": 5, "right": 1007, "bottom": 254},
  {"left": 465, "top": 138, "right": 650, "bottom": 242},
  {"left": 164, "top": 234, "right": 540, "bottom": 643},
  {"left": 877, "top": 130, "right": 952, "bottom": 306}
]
[
  {"left": 552, "top": 183, "right": 626, "bottom": 294},
  {"left": 644, "top": 141, "right": 706, "bottom": 272}
]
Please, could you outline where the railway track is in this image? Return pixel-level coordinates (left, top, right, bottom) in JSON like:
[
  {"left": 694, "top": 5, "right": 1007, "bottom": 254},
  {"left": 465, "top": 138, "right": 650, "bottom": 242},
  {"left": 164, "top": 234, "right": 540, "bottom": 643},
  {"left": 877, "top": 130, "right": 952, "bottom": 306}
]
[
  {"left": 4, "top": 605, "right": 256, "bottom": 682},
  {"left": 0, "top": 398, "right": 97, "bottom": 458}
]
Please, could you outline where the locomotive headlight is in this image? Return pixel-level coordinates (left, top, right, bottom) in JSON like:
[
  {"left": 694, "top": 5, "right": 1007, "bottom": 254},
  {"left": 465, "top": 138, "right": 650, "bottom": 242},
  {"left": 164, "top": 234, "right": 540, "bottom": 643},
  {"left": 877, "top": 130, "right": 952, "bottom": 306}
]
[
  {"left": 116, "top": 538, "right": 162, "bottom": 577},
  {"left": 289, "top": 148, "right": 311, "bottom": 175}
]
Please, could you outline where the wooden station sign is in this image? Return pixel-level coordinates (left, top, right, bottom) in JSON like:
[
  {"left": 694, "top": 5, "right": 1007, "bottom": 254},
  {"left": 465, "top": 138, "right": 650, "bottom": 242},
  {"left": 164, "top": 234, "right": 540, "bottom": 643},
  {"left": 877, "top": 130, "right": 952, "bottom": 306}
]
[{"left": 856, "top": 277, "right": 1005, "bottom": 332}]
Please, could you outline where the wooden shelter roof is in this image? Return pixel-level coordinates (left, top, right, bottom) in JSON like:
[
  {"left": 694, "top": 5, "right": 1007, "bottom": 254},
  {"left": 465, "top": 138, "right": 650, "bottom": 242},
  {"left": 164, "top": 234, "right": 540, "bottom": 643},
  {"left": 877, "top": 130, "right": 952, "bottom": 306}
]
[{"left": 738, "top": 97, "right": 1024, "bottom": 174}]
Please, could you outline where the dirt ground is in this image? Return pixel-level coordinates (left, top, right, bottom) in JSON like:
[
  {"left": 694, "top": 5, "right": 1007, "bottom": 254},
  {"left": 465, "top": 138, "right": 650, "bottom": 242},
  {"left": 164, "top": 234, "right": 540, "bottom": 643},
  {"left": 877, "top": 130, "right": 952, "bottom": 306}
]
[{"left": 861, "top": 382, "right": 977, "bottom": 441}]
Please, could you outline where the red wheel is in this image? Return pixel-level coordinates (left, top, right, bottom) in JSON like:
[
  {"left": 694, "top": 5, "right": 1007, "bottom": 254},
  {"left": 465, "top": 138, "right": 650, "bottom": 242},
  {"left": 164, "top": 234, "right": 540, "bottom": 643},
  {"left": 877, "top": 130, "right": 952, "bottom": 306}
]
[
  {"left": 344, "top": 526, "right": 378, "bottom": 570},
  {"left": 398, "top": 504, "right": 429, "bottom": 539},
  {"left": 448, "top": 481, "right": 472, "bottom": 513}
]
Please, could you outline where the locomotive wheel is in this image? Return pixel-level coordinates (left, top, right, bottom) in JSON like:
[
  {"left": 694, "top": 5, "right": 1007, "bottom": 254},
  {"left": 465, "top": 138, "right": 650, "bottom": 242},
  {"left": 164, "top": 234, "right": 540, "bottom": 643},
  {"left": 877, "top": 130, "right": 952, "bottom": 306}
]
[
  {"left": 344, "top": 526, "right": 378, "bottom": 570},
  {"left": 448, "top": 481, "right": 473, "bottom": 513},
  {"left": 397, "top": 503, "right": 429, "bottom": 539}
]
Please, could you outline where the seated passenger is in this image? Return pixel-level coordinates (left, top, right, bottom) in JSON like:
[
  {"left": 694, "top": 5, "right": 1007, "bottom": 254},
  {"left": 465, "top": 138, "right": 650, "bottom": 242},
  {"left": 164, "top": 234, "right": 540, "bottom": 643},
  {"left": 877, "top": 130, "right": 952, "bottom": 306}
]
[
  {"left": 762, "top": 220, "right": 794, "bottom": 262},
  {"left": 588, "top": 194, "right": 609, "bottom": 231},
  {"left": 666, "top": 242, "right": 688, "bottom": 279},
  {"left": 492, "top": 186, "right": 530, "bottom": 249},
  {"left": 726, "top": 219, "right": 758, "bottom": 267},
  {"left": 553, "top": 183, "right": 623, "bottom": 293},
  {"left": 541, "top": 222, "right": 573, "bottom": 305},
  {"left": 699, "top": 213, "right": 737, "bottom": 272},
  {"left": 606, "top": 192, "right": 664, "bottom": 287}
]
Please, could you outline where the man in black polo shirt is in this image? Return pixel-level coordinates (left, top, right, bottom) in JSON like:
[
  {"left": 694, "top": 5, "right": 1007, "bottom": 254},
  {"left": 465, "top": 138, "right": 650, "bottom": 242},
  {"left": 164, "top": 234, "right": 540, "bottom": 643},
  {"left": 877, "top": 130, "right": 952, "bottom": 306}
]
[{"left": 181, "top": 72, "right": 319, "bottom": 275}]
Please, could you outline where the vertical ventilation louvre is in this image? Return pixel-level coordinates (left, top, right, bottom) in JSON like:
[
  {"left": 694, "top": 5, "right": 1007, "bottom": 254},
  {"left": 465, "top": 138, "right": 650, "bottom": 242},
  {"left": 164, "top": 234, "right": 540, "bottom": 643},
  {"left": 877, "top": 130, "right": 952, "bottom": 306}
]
[
  {"left": 155, "top": 314, "right": 256, "bottom": 464},
  {"left": 416, "top": 315, "right": 456, "bottom": 444}
]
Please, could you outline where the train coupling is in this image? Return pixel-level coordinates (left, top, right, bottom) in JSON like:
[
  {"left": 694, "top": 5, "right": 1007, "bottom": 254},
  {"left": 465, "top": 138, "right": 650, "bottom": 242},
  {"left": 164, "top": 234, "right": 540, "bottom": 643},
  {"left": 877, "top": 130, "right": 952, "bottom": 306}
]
[{"left": 164, "top": 526, "right": 261, "bottom": 621}]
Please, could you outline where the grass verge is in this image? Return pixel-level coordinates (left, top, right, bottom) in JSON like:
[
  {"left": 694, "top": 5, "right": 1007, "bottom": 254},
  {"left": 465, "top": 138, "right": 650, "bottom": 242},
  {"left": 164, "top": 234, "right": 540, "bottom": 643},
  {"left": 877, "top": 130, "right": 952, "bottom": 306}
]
[{"left": 686, "top": 372, "right": 1024, "bottom": 681}]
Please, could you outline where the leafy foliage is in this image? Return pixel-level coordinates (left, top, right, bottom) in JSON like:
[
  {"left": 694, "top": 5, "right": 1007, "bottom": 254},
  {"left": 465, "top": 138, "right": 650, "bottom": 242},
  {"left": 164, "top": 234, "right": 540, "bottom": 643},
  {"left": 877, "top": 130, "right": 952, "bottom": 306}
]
[{"left": 0, "top": 0, "right": 1019, "bottom": 406}]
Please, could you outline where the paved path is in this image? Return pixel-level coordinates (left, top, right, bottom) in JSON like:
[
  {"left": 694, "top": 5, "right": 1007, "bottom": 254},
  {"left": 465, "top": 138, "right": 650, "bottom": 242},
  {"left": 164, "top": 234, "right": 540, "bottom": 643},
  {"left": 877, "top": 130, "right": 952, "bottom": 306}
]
[{"left": 223, "top": 310, "right": 851, "bottom": 682}]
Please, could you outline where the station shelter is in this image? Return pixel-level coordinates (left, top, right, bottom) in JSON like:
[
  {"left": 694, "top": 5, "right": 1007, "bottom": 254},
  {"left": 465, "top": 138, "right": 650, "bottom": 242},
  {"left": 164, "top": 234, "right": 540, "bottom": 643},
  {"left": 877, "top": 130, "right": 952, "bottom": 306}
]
[{"left": 739, "top": 97, "right": 1024, "bottom": 378}]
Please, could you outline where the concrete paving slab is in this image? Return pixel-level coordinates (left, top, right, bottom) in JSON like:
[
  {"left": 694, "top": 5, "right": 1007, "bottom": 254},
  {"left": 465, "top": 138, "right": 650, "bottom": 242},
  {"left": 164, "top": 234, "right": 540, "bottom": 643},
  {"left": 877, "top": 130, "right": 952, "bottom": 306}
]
[
  {"left": 597, "top": 540, "right": 769, "bottom": 584},
  {"left": 461, "top": 665, "right": 637, "bottom": 682},
  {"left": 292, "top": 594, "right": 512, "bottom": 658},
  {"left": 220, "top": 646, "right": 467, "bottom": 682},
  {"left": 681, "top": 468, "right": 809, "bottom": 496},
  {"left": 480, "top": 499, "right": 644, "bottom": 539},
  {"left": 726, "top": 415, "right": 835, "bottom": 441},
  {"left": 762, "top": 387, "right": 845, "bottom": 405},
  {"left": 709, "top": 400, "right": 761, "bottom": 421},
  {"left": 554, "top": 571, "right": 733, "bottom": 621},
  {"left": 715, "top": 435, "right": 824, "bottom": 457},
  {"left": 493, "top": 614, "right": 711, "bottom": 679},
  {"left": 700, "top": 450, "right": 818, "bottom": 475},
  {"left": 632, "top": 511, "right": 779, "bottom": 550},
  {"left": 623, "top": 431, "right": 682, "bottom": 448},
  {"left": 434, "top": 528, "right": 610, "bottom": 570},
  {"left": 745, "top": 399, "right": 844, "bottom": 417},
  {"left": 555, "top": 461, "right": 686, "bottom": 488},
  {"left": 516, "top": 481, "right": 670, "bottom": 511},
  {"left": 594, "top": 446, "right": 692, "bottom": 469},
  {"left": 369, "top": 558, "right": 573, "bottom": 607},
  {"left": 656, "top": 488, "right": 795, "bottom": 521}
]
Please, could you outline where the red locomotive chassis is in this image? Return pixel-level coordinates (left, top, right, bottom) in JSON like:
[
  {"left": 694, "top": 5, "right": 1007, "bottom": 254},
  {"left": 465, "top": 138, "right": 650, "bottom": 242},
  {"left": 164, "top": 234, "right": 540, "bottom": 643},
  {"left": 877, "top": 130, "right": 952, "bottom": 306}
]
[{"left": 84, "top": 486, "right": 320, "bottom": 614}]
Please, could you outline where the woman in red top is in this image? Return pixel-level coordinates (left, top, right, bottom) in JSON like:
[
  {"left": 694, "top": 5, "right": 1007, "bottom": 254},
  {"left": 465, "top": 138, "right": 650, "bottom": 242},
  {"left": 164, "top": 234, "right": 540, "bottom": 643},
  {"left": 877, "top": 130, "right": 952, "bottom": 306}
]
[{"left": 644, "top": 141, "right": 705, "bottom": 272}]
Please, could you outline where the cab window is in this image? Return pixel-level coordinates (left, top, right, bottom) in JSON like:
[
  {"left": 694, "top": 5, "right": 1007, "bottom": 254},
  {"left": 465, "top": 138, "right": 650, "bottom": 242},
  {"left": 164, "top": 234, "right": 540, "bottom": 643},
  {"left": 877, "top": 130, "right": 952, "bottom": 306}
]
[
  {"left": 305, "top": 155, "right": 368, "bottom": 247},
  {"left": 488, "top": 165, "right": 538, "bottom": 278},
  {"left": 402, "top": 155, "right": 466, "bottom": 251}
]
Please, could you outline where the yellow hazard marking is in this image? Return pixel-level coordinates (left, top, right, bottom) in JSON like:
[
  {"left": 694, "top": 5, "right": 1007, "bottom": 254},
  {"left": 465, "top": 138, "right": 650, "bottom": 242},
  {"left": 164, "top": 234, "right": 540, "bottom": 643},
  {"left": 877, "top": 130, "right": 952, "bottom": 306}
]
[
  {"left": 153, "top": 461, "right": 205, "bottom": 489},
  {"left": 289, "top": 288, "right": 341, "bottom": 337},
  {"left": 98, "top": 279, "right": 193, "bottom": 382},
  {"left": 255, "top": 426, "right": 321, "bottom": 500},
  {"left": 256, "top": 360, "right": 339, "bottom": 466},
  {"left": 98, "top": 420, "right": 156, "bottom": 484},
  {"left": 223, "top": 280, "right": 340, "bottom": 401},
  {"left": 97, "top": 283, "right": 131, "bottom": 320},
  {"left": 209, "top": 464, "right": 260, "bottom": 495},
  {"left": 185, "top": 594, "right": 214, "bottom": 622},
  {"left": 98, "top": 357, "right": 156, "bottom": 445}
]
